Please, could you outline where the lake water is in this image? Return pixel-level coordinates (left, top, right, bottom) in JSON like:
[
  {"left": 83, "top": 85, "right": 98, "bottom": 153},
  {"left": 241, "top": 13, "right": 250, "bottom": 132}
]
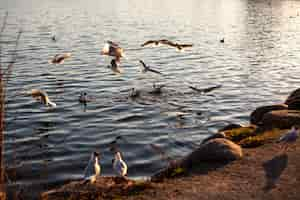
[{"left": 1, "top": 0, "right": 300, "bottom": 196}]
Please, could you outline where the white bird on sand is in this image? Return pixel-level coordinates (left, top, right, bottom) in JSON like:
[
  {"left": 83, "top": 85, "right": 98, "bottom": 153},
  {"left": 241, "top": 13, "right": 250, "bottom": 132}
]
[
  {"left": 101, "top": 41, "right": 124, "bottom": 63},
  {"left": 28, "top": 89, "right": 56, "bottom": 107},
  {"left": 277, "top": 126, "right": 299, "bottom": 151},
  {"left": 83, "top": 152, "right": 101, "bottom": 184},
  {"left": 113, "top": 151, "right": 128, "bottom": 178},
  {"left": 49, "top": 53, "right": 71, "bottom": 64}
]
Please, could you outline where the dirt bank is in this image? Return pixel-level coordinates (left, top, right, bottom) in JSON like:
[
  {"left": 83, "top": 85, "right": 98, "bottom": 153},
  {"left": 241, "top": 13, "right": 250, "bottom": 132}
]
[{"left": 41, "top": 129, "right": 300, "bottom": 200}]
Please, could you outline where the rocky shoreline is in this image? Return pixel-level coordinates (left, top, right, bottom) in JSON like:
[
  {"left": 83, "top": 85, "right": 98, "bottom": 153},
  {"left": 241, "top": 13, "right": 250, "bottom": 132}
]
[{"left": 41, "top": 88, "right": 300, "bottom": 200}]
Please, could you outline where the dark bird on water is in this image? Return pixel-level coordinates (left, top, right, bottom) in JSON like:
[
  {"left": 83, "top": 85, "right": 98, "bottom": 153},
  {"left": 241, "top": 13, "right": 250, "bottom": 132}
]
[
  {"left": 139, "top": 60, "right": 162, "bottom": 75},
  {"left": 149, "top": 83, "right": 166, "bottom": 95},
  {"left": 129, "top": 88, "right": 140, "bottom": 98},
  {"left": 220, "top": 38, "right": 225, "bottom": 43}
]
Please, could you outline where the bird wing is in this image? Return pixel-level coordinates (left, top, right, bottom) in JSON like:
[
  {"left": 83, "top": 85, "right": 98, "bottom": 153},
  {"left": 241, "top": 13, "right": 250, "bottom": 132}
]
[
  {"left": 141, "top": 40, "right": 157, "bottom": 47},
  {"left": 83, "top": 153, "right": 94, "bottom": 179},
  {"left": 162, "top": 40, "right": 176, "bottom": 47},
  {"left": 139, "top": 60, "right": 148, "bottom": 71},
  {"left": 117, "top": 160, "right": 127, "bottom": 176},
  {"left": 188, "top": 86, "right": 202, "bottom": 92},
  {"left": 148, "top": 68, "right": 162, "bottom": 75},
  {"left": 179, "top": 44, "right": 193, "bottom": 48},
  {"left": 189, "top": 85, "right": 221, "bottom": 93}
]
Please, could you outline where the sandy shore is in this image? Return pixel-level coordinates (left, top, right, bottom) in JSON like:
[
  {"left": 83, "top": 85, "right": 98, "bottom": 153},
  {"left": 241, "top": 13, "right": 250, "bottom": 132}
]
[{"left": 41, "top": 129, "right": 300, "bottom": 200}]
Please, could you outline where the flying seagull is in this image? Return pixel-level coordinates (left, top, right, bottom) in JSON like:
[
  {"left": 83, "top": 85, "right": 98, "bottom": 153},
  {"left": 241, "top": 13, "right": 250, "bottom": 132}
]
[
  {"left": 141, "top": 39, "right": 193, "bottom": 51},
  {"left": 107, "top": 59, "right": 122, "bottom": 74},
  {"left": 141, "top": 39, "right": 170, "bottom": 47},
  {"left": 49, "top": 53, "right": 71, "bottom": 64},
  {"left": 101, "top": 41, "right": 124, "bottom": 62},
  {"left": 139, "top": 60, "right": 162, "bottom": 75},
  {"left": 159, "top": 40, "right": 193, "bottom": 51},
  {"left": 28, "top": 89, "right": 56, "bottom": 107},
  {"left": 83, "top": 152, "right": 101, "bottom": 184}
]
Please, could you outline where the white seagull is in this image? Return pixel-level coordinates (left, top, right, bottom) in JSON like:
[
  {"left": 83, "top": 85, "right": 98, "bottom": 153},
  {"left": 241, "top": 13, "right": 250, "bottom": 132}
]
[
  {"left": 28, "top": 89, "right": 56, "bottom": 107},
  {"left": 113, "top": 152, "right": 128, "bottom": 178},
  {"left": 277, "top": 126, "right": 299, "bottom": 151},
  {"left": 83, "top": 152, "right": 101, "bottom": 183}
]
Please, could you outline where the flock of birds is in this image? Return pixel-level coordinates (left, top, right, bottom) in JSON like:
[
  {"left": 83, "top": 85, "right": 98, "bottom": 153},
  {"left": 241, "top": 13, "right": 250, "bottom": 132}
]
[
  {"left": 24, "top": 36, "right": 299, "bottom": 184},
  {"left": 25, "top": 37, "right": 205, "bottom": 183}
]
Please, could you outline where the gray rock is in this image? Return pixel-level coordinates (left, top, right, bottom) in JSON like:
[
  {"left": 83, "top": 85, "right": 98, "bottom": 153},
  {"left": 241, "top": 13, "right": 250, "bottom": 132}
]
[{"left": 250, "top": 104, "right": 288, "bottom": 125}]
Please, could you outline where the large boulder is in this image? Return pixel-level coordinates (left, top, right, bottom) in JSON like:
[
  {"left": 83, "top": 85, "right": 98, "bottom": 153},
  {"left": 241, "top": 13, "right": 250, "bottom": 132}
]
[
  {"left": 261, "top": 110, "right": 300, "bottom": 129},
  {"left": 151, "top": 138, "right": 243, "bottom": 181},
  {"left": 285, "top": 88, "right": 300, "bottom": 110},
  {"left": 250, "top": 104, "right": 288, "bottom": 125},
  {"left": 181, "top": 138, "right": 243, "bottom": 168}
]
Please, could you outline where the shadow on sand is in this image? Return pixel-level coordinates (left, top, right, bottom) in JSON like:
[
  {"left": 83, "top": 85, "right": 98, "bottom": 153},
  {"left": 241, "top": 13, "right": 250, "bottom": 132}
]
[{"left": 263, "top": 153, "right": 288, "bottom": 191}]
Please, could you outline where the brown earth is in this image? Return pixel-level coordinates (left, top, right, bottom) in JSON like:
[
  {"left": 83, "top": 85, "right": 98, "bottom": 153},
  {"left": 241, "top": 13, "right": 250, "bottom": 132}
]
[{"left": 41, "top": 129, "right": 300, "bottom": 200}]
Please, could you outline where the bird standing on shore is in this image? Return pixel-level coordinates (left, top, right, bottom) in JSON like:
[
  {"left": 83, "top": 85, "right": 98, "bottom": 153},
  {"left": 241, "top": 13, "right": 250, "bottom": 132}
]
[
  {"left": 101, "top": 41, "right": 124, "bottom": 63},
  {"left": 83, "top": 152, "right": 101, "bottom": 184},
  {"left": 277, "top": 126, "right": 299, "bottom": 151},
  {"left": 49, "top": 53, "right": 71, "bottom": 64},
  {"left": 28, "top": 89, "right": 56, "bottom": 107},
  {"left": 113, "top": 151, "right": 128, "bottom": 178}
]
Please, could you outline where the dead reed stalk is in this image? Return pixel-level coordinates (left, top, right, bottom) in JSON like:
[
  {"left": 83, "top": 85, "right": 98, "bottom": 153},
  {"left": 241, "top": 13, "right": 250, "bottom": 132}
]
[{"left": 0, "top": 12, "right": 22, "bottom": 200}]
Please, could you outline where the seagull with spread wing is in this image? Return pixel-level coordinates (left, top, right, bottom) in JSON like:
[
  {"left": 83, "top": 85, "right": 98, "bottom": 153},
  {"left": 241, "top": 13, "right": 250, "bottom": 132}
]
[
  {"left": 101, "top": 41, "right": 124, "bottom": 62},
  {"left": 28, "top": 89, "right": 56, "bottom": 107},
  {"left": 49, "top": 53, "right": 71, "bottom": 64},
  {"left": 139, "top": 60, "right": 162, "bottom": 75},
  {"left": 107, "top": 59, "right": 122, "bottom": 74}
]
